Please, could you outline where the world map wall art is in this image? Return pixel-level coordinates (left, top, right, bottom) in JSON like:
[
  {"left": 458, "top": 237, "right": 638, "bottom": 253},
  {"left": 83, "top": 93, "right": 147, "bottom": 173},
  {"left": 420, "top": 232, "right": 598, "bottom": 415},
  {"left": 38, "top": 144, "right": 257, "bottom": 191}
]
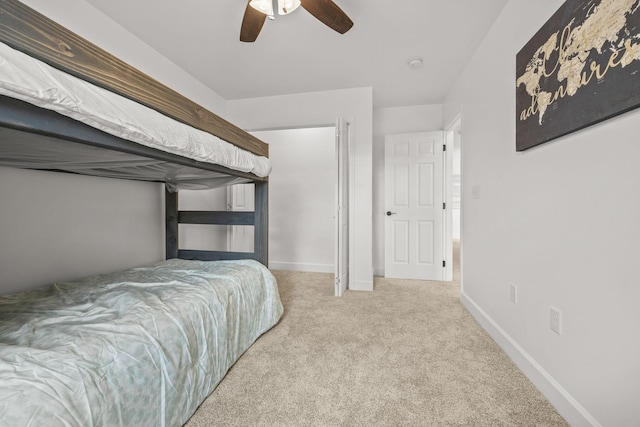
[{"left": 516, "top": 0, "right": 640, "bottom": 151}]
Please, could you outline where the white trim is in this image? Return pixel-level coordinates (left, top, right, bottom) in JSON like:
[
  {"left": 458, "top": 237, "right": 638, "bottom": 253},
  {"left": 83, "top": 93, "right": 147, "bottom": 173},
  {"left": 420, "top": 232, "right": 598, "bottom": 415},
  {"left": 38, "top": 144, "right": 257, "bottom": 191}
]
[
  {"left": 461, "top": 292, "right": 602, "bottom": 427},
  {"left": 349, "top": 279, "right": 374, "bottom": 292},
  {"left": 348, "top": 119, "right": 357, "bottom": 290},
  {"left": 268, "top": 261, "right": 334, "bottom": 273},
  {"left": 443, "top": 124, "right": 454, "bottom": 281},
  {"left": 373, "top": 267, "right": 384, "bottom": 277},
  {"left": 443, "top": 114, "right": 462, "bottom": 283}
]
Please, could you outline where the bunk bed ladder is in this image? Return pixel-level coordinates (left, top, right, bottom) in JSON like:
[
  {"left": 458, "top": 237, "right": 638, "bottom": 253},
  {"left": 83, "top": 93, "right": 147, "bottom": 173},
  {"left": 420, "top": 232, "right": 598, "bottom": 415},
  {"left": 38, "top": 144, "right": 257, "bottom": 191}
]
[{"left": 165, "top": 182, "right": 268, "bottom": 266}]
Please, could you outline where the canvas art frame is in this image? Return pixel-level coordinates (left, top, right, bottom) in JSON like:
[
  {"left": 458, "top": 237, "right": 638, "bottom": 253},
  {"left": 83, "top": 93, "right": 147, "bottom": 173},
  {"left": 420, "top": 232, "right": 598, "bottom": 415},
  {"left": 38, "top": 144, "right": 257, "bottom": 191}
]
[{"left": 515, "top": 0, "right": 640, "bottom": 151}]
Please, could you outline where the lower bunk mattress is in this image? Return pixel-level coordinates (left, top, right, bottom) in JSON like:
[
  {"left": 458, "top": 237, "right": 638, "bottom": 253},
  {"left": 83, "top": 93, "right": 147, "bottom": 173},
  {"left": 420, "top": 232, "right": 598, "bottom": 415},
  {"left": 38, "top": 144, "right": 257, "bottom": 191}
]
[{"left": 0, "top": 259, "right": 283, "bottom": 426}]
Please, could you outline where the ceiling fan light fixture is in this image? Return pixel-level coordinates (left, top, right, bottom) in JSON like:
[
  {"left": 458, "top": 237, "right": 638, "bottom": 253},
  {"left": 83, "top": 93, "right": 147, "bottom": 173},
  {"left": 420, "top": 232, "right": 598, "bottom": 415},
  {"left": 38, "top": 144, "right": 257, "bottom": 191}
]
[
  {"left": 250, "top": 0, "right": 300, "bottom": 17},
  {"left": 249, "top": 0, "right": 274, "bottom": 16},
  {"left": 277, "top": 0, "right": 301, "bottom": 15}
]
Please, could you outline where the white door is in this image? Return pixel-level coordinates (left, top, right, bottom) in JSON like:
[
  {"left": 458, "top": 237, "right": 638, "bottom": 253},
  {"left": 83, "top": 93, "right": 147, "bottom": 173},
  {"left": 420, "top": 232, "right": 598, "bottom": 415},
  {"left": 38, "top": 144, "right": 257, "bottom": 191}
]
[
  {"left": 335, "top": 119, "right": 349, "bottom": 296},
  {"left": 384, "top": 132, "right": 444, "bottom": 280},
  {"left": 227, "top": 183, "right": 254, "bottom": 252}
]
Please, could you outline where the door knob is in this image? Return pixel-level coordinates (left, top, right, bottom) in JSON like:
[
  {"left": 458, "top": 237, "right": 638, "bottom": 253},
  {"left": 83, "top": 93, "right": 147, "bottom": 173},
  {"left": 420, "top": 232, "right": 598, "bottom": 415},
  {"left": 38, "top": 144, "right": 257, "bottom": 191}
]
[{"left": 386, "top": 211, "right": 397, "bottom": 216}]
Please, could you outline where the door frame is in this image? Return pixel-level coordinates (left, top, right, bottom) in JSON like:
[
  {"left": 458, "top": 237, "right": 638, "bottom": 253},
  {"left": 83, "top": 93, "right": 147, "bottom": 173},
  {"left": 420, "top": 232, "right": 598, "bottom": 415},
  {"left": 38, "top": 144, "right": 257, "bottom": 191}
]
[
  {"left": 334, "top": 118, "right": 351, "bottom": 296},
  {"left": 444, "top": 114, "right": 462, "bottom": 283}
]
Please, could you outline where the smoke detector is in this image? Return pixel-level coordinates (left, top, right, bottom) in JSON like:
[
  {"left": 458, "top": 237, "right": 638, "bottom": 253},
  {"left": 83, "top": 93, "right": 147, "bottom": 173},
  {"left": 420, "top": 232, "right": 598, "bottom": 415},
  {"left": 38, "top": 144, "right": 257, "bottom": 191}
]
[{"left": 407, "top": 57, "right": 424, "bottom": 69}]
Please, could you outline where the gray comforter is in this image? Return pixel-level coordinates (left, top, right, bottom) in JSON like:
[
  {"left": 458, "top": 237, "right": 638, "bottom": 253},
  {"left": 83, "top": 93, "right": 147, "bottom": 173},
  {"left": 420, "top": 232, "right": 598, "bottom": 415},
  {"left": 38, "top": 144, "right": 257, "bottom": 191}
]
[{"left": 0, "top": 259, "right": 283, "bottom": 426}]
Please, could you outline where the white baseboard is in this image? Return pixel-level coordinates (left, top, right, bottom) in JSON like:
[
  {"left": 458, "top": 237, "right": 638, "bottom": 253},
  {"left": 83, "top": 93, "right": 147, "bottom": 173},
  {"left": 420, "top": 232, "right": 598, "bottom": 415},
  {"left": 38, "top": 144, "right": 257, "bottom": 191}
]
[
  {"left": 461, "top": 292, "right": 601, "bottom": 427},
  {"left": 268, "top": 263, "right": 374, "bottom": 292},
  {"left": 349, "top": 279, "right": 373, "bottom": 292},
  {"left": 268, "top": 261, "right": 334, "bottom": 273},
  {"left": 373, "top": 267, "right": 384, "bottom": 277}
]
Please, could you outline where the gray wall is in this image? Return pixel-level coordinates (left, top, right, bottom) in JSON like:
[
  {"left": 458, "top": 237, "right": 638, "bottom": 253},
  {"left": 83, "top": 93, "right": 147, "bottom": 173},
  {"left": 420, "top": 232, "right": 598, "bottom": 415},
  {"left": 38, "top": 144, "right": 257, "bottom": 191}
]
[
  {"left": 0, "top": 0, "right": 231, "bottom": 294},
  {"left": 0, "top": 168, "right": 163, "bottom": 294},
  {"left": 444, "top": 0, "right": 640, "bottom": 425}
]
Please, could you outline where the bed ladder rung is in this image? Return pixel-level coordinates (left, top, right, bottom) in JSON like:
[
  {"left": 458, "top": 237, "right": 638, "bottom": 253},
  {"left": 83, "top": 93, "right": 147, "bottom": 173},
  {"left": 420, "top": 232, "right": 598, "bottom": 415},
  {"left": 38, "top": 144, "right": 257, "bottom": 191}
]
[{"left": 178, "top": 250, "right": 257, "bottom": 262}]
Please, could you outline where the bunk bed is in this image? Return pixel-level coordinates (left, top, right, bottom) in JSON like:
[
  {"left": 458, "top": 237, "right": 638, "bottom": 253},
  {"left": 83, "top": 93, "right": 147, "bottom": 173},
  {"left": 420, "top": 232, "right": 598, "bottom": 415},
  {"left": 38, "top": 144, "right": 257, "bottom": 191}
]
[{"left": 0, "top": 1, "right": 283, "bottom": 426}]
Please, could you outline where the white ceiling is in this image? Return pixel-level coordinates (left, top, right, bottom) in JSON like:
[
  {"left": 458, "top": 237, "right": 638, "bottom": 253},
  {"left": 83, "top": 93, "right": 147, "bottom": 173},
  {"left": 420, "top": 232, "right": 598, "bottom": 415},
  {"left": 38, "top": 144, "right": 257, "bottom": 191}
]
[{"left": 83, "top": 0, "right": 507, "bottom": 108}]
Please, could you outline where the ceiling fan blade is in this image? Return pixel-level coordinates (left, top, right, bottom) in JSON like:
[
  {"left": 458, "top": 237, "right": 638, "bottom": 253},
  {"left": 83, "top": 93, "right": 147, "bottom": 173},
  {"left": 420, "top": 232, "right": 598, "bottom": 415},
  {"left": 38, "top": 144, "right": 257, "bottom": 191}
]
[
  {"left": 240, "top": 1, "right": 267, "bottom": 42},
  {"left": 300, "top": 0, "right": 353, "bottom": 34}
]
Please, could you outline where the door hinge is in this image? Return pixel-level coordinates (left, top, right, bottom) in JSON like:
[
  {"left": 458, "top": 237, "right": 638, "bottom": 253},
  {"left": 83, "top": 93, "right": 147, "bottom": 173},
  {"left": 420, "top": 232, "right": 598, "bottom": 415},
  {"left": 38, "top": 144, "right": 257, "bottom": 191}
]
[
  {"left": 443, "top": 202, "right": 446, "bottom": 209},
  {"left": 443, "top": 144, "right": 447, "bottom": 151},
  {"left": 442, "top": 260, "right": 446, "bottom": 268}
]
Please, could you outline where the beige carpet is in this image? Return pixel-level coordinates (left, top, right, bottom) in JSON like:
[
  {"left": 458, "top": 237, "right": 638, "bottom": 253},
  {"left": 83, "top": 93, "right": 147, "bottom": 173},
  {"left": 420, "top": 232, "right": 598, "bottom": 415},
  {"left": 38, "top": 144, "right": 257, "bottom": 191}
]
[{"left": 186, "top": 252, "right": 567, "bottom": 426}]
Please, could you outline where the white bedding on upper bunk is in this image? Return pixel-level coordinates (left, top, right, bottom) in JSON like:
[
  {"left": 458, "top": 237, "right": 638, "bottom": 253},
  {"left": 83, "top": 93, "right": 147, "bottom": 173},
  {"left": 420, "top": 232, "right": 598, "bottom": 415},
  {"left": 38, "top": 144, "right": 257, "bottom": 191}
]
[{"left": 0, "top": 42, "right": 271, "bottom": 178}]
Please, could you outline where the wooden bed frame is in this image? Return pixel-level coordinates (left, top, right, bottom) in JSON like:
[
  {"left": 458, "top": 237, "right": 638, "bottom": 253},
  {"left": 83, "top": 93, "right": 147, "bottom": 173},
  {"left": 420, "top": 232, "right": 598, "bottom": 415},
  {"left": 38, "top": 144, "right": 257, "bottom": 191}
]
[{"left": 0, "top": 0, "right": 269, "bottom": 265}]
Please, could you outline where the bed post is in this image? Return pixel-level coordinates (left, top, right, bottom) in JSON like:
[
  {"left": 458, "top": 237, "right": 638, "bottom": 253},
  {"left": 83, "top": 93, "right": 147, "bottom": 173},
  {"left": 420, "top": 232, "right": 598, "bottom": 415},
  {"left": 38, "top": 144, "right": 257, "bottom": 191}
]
[
  {"left": 166, "top": 187, "right": 178, "bottom": 259},
  {"left": 254, "top": 181, "right": 268, "bottom": 266}
]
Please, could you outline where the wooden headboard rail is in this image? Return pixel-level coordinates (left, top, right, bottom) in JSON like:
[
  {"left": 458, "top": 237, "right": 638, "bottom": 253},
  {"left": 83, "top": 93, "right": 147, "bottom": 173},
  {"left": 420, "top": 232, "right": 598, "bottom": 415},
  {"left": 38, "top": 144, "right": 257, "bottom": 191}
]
[{"left": 0, "top": 0, "right": 268, "bottom": 158}]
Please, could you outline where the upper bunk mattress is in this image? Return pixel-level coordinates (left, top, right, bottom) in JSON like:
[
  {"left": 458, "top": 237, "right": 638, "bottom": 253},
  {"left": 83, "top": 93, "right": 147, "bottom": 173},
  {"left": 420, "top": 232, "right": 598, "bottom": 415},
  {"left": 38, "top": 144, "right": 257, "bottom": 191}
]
[
  {"left": 0, "top": 258, "right": 283, "bottom": 427},
  {"left": 0, "top": 41, "right": 271, "bottom": 179}
]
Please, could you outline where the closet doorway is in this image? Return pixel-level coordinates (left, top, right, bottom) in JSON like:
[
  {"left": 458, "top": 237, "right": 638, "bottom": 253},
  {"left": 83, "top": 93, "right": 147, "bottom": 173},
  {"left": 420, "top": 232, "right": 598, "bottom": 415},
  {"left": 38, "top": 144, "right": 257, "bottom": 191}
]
[{"left": 228, "top": 126, "right": 348, "bottom": 292}]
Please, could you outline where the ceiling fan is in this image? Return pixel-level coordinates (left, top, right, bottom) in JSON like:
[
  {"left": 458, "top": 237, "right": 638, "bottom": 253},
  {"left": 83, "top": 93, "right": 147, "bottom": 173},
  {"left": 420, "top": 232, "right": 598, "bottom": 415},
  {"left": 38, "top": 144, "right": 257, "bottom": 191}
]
[{"left": 240, "top": 0, "right": 353, "bottom": 42}]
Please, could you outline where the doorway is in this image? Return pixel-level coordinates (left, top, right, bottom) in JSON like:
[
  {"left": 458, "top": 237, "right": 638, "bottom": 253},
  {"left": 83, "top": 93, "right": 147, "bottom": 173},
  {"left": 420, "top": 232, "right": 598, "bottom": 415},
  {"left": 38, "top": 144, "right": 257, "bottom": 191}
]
[
  {"left": 382, "top": 122, "right": 462, "bottom": 283},
  {"left": 228, "top": 125, "right": 350, "bottom": 295},
  {"left": 384, "top": 131, "right": 445, "bottom": 281}
]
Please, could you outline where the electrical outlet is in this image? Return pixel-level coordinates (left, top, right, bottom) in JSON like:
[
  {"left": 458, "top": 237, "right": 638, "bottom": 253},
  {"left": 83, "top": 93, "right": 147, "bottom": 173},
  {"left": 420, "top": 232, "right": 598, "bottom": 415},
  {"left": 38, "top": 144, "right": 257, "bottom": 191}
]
[
  {"left": 510, "top": 284, "right": 517, "bottom": 304},
  {"left": 550, "top": 307, "right": 562, "bottom": 335}
]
